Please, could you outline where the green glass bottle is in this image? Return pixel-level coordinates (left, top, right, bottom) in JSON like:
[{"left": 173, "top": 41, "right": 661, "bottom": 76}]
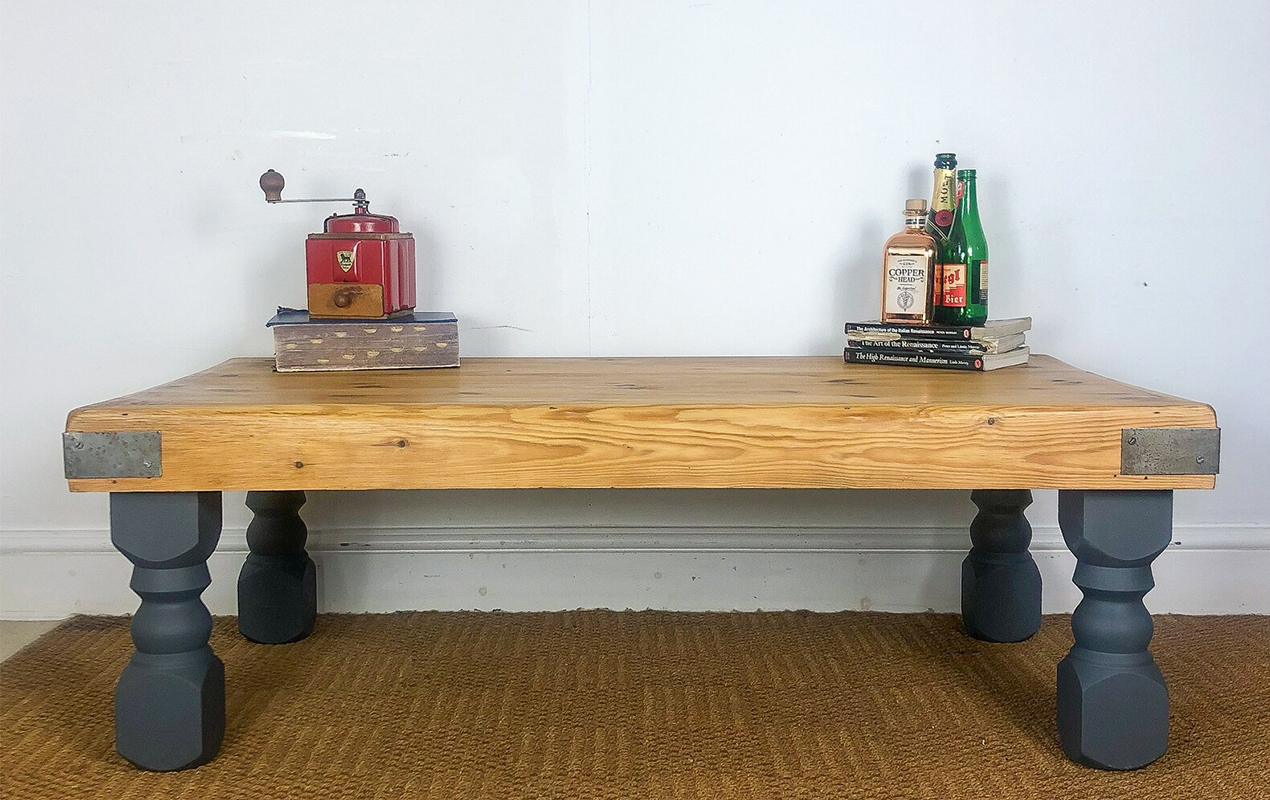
[{"left": 935, "top": 169, "right": 988, "bottom": 326}]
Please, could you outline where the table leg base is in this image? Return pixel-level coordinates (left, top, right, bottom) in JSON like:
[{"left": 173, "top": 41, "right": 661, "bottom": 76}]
[
  {"left": 1057, "top": 649, "right": 1168, "bottom": 770},
  {"left": 239, "top": 554, "right": 317, "bottom": 644},
  {"left": 116, "top": 648, "right": 225, "bottom": 772},
  {"left": 239, "top": 491, "right": 316, "bottom": 645},
  {"left": 961, "top": 552, "right": 1042, "bottom": 643},
  {"left": 962, "top": 489, "right": 1042, "bottom": 643}
]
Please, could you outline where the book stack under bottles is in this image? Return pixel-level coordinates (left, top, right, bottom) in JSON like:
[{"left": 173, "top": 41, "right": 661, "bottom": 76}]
[{"left": 843, "top": 317, "right": 1031, "bottom": 372}]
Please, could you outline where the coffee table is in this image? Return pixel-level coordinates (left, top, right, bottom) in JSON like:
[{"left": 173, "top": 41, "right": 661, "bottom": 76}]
[{"left": 62, "top": 355, "right": 1219, "bottom": 772}]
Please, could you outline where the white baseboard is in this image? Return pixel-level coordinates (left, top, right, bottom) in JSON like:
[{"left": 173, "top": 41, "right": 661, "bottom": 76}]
[{"left": 2, "top": 525, "right": 1267, "bottom": 619}]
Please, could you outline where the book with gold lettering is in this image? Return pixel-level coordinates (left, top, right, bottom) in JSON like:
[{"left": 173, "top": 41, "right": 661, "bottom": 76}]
[
  {"left": 844, "top": 317, "right": 1031, "bottom": 342},
  {"left": 844, "top": 346, "right": 1029, "bottom": 372},
  {"left": 843, "top": 317, "right": 1030, "bottom": 371},
  {"left": 267, "top": 308, "right": 459, "bottom": 372},
  {"left": 847, "top": 332, "right": 1025, "bottom": 356}
]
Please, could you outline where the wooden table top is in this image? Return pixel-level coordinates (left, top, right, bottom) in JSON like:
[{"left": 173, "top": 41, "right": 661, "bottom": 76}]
[{"left": 65, "top": 356, "right": 1217, "bottom": 492}]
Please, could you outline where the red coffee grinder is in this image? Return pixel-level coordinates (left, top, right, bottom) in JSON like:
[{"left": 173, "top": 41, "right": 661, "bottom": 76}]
[{"left": 259, "top": 170, "right": 416, "bottom": 319}]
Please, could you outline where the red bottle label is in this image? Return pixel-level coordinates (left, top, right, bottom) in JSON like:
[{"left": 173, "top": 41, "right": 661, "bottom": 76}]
[
  {"left": 939, "top": 263, "right": 967, "bottom": 307},
  {"left": 932, "top": 263, "right": 943, "bottom": 306}
]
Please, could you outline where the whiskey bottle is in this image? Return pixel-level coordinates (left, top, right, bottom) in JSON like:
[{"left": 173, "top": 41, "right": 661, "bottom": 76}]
[
  {"left": 935, "top": 169, "right": 988, "bottom": 326},
  {"left": 881, "top": 199, "right": 937, "bottom": 325}
]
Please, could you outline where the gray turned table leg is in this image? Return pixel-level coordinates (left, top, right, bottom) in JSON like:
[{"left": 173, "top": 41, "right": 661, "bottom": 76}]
[
  {"left": 961, "top": 489, "right": 1042, "bottom": 642},
  {"left": 109, "top": 492, "right": 224, "bottom": 771},
  {"left": 1057, "top": 490, "right": 1172, "bottom": 770},
  {"left": 237, "top": 491, "right": 316, "bottom": 644}
]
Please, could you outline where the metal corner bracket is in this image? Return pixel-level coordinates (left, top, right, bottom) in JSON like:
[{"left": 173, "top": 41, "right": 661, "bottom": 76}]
[
  {"left": 63, "top": 431, "right": 162, "bottom": 479},
  {"left": 1121, "top": 427, "right": 1220, "bottom": 476}
]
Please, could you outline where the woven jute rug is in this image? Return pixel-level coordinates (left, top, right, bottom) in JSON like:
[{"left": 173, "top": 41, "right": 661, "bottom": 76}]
[{"left": 2, "top": 611, "right": 1268, "bottom": 799}]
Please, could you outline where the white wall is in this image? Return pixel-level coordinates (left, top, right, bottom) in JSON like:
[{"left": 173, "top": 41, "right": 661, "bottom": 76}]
[{"left": 2, "top": 1, "right": 1267, "bottom": 618}]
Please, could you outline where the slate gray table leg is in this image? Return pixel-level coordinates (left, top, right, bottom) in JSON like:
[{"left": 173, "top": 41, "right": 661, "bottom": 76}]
[
  {"left": 237, "top": 490, "right": 316, "bottom": 644},
  {"left": 1057, "top": 490, "right": 1172, "bottom": 770},
  {"left": 961, "top": 489, "right": 1042, "bottom": 643},
  {"left": 110, "top": 492, "right": 224, "bottom": 771}
]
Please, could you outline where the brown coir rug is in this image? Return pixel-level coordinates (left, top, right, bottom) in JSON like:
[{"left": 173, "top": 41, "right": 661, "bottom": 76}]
[{"left": 2, "top": 612, "right": 1269, "bottom": 799}]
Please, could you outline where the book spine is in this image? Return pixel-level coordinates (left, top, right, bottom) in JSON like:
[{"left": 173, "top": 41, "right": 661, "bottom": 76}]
[
  {"left": 274, "top": 321, "right": 460, "bottom": 372},
  {"left": 844, "top": 321, "right": 971, "bottom": 340},
  {"left": 843, "top": 347, "right": 985, "bottom": 371},
  {"left": 847, "top": 338, "right": 988, "bottom": 356}
]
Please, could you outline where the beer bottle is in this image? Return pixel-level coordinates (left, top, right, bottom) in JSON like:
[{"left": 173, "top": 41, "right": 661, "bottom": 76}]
[{"left": 935, "top": 169, "right": 988, "bottom": 326}]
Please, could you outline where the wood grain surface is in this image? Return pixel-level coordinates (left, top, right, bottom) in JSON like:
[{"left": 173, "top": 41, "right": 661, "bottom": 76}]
[{"left": 65, "top": 356, "right": 1217, "bottom": 492}]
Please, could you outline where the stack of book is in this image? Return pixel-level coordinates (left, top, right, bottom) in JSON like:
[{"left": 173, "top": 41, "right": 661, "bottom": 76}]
[
  {"left": 843, "top": 317, "right": 1031, "bottom": 372},
  {"left": 267, "top": 308, "right": 460, "bottom": 373}
]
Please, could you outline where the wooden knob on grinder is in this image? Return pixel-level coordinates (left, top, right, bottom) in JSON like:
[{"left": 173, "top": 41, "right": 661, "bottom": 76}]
[{"left": 259, "top": 169, "right": 285, "bottom": 202}]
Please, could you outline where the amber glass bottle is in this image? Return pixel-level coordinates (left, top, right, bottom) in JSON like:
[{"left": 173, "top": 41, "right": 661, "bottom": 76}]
[{"left": 881, "top": 199, "right": 937, "bottom": 324}]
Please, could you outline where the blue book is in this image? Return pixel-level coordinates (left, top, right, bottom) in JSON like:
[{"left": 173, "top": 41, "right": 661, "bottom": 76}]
[{"left": 267, "top": 308, "right": 457, "bottom": 327}]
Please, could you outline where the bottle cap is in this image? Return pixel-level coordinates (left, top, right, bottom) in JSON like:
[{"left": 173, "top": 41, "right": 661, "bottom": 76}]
[
  {"left": 934, "top": 153, "right": 957, "bottom": 169},
  {"left": 904, "top": 199, "right": 928, "bottom": 214},
  {"left": 957, "top": 169, "right": 976, "bottom": 178}
]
